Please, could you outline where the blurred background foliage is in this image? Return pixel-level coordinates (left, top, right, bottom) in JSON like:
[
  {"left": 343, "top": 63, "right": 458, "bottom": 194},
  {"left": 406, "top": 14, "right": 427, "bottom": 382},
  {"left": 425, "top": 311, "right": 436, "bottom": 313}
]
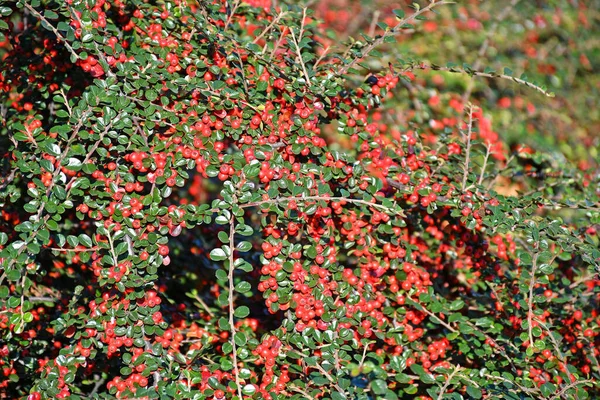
[{"left": 311, "top": 0, "right": 599, "bottom": 168}]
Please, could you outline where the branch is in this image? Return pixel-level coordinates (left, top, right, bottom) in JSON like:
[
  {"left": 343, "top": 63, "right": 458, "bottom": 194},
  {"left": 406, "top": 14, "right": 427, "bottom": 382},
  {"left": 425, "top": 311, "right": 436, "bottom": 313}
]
[
  {"left": 105, "top": 229, "right": 120, "bottom": 267},
  {"left": 569, "top": 273, "right": 598, "bottom": 289},
  {"left": 534, "top": 319, "right": 568, "bottom": 367}
]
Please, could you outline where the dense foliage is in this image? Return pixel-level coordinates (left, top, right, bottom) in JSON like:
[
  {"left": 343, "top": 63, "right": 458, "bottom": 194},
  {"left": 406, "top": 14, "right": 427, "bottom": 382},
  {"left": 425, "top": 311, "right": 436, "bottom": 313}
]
[{"left": 0, "top": 0, "right": 598, "bottom": 399}]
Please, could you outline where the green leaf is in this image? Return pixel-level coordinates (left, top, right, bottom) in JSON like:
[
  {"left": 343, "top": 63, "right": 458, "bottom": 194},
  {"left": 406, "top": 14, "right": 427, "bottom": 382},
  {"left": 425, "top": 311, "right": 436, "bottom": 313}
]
[
  {"left": 304, "top": 357, "right": 317, "bottom": 366},
  {"left": 78, "top": 234, "right": 93, "bottom": 248},
  {"left": 466, "top": 385, "right": 482, "bottom": 399},
  {"left": 218, "top": 231, "right": 229, "bottom": 243},
  {"left": 448, "top": 299, "right": 465, "bottom": 311},
  {"left": 236, "top": 224, "right": 254, "bottom": 236},
  {"left": 237, "top": 241, "right": 252, "bottom": 252},
  {"left": 234, "top": 331, "right": 247, "bottom": 346},
  {"left": 7, "top": 269, "right": 21, "bottom": 281},
  {"left": 410, "top": 363, "right": 426, "bottom": 376},
  {"left": 331, "top": 392, "right": 346, "bottom": 400},
  {"left": 370, "top": 379, "right": 388, "bottom": 395},
  {"left": 392, "top": 9, "right": 405, "bottom": 19},
  {"left": 0, "top": 7, "right": 13, "bottom": 17},
  {"left": 216, "top": 270, "right": 227, "bottom": 282},
  {"left": 234, "top": 306, "right": 250, "bottom": 318},
  {"left": 210, "top": 248, "right": 227, "bottom": 261},
  {"left": 235, "top": 281, "right": 251, "bottom": 293},
  {"left": 46, "top": 219, "right": 59, "bottom": 231},
  {"left": 145, "top": 90, "right": 158, "bottom": 101},
  {"left": 44, "top": 10, "right": 59, "bottom": 19},
  {"left": 215, "top": 215, "right": 229, "bottom": 225},
  {"left": 242, "top": 384, "right": 256, "bottom": 395},
  {"left": 540, "top": 383, "right": 556, "bottom": 397},
  {"left": 67, "top": 235, "right": 79, "bottom": 247},
  {"left": 222, "top": 342, "right": 233, "bottom": 354}
]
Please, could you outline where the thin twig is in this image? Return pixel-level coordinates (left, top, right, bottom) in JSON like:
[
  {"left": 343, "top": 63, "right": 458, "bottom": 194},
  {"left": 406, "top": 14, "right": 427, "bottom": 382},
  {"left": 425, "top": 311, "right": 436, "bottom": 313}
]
[
  {"left": 405, "top": 64, "right": 554, "bottom": 97},
  {"left": 224, "top": 0, "right": 241, "bottom": 31},
  {"left": 191, "top": 292, "right": 215, "bottom": 317},
  {"left": 253, "top": 11, "right": 288, "bottom": 44},
  {"left": 228, "top": 215, "right": 243, "bottom": 399},
  {"left": 336, "top": 1, "right": 453, "bottom": 76},
  {"left": 106, "top": 229, "right": 120, "bottom": 266},
  {"left": 89, "top": 375, "right": 106, "bottom": 397},
  {"left": 46, "top": 246, "right": 100, "bottom": 252},
  {"left": 548, "top": 379, "right": 594, "bottom": 400},
  {"left": 289, "top": 350, "right": 347, "bottom": 395},
  {"left": 461, "top": 104, "right": 475, "bottom": 192},
  {"left": 462, "top": 0, "right": 521, "bottom": 102},
  {"left": 477, "top": 142, "right": 492, "bottom": 187},
  {"left": 436, "top": 366, "right": 460, "bottom": 400},
  {"left": 289, "top": 9, "right": 311, "bottom": 87},
  {"left": 28, "top": 296, "right": 60, "bottom": 302},
  {"left": 288, "top": 384, "right": 316, "bottom": 400},
  {"left": 569, "top": 273, "right": 598, "bottom": 289},
  {"left": 367, "top": 10, "right": 380, "bottom": 38},
  {"left": 486, "top": 152, "right": 516, "bottom": 190},
  {"left": 524, "top": 249, "right": 555, "bottom": 355},
  {"left": 0, "top": 168, "right": 16, "bottom": 191},
  {"left": 534, "top": 319, "right": 569, "bottom": 369},
  {"left": 358, "top": 340, "right": 371, "bottom": 368},
  {"left": 482, "top": 374, "right": 541, "bottom": 395},
  {"left": 268, "top": 27, "right": 287, "bottom": 61},
  {"left": 59, "top": 89, "right": 72, "bottom": 116},
  {"left": 240, "top": 195, "right": 405, "bottom": 217},
  {"left": 407, "top": 297, "right": 457, "bottom": 334},
  {"left": 313, "top": 45, "right": 331, "bottom": 72}
]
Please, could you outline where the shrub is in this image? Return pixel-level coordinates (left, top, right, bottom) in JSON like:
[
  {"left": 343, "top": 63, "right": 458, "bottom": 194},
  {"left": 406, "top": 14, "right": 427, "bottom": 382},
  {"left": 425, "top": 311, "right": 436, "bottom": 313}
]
[{"left": 0, "top": 0, "right": 598, "bottom": 399}]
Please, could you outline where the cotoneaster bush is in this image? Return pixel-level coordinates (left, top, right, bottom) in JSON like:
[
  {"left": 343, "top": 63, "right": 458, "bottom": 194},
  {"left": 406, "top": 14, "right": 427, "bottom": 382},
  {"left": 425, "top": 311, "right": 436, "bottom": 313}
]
[{"left": 0, "top": 0, "right": 599, "bottom": 399}]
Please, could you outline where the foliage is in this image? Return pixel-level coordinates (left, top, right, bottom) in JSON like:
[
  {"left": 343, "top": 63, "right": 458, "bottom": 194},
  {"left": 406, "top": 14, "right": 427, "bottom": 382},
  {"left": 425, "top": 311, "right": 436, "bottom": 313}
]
[{"left": 0, "top": 0, "right": 598, "bottom": 399}]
